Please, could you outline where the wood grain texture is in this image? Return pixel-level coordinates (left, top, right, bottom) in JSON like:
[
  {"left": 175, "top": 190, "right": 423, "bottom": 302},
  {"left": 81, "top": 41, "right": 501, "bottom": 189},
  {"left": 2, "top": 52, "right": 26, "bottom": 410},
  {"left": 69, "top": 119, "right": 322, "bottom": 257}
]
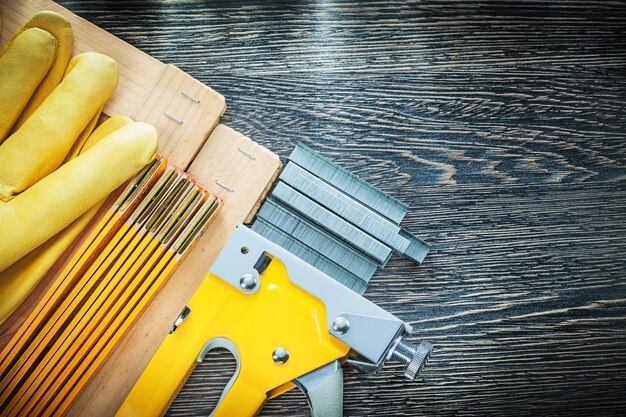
[{"left": 53, "top": 1, "right": 626, "bottom": 416}]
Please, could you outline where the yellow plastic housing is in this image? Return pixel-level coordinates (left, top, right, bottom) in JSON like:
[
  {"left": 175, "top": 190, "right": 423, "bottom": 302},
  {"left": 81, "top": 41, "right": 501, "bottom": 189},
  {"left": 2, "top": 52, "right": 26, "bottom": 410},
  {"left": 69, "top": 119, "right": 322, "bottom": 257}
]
[{"left": 118, "top": 253, "right": 351, "bottom": 417}]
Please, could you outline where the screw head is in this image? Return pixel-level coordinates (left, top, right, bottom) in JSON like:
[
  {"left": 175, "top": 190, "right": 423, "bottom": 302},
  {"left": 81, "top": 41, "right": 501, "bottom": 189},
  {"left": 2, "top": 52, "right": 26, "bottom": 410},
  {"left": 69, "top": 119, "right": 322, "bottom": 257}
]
[
  {"left": 332, "top": 316, "right": 350, "bottom": 334},
  {"left": 239, "top": 273, "right": 258, "bottom": 292},
  {"left": 392, "top": 340, "right": 432, "bottom": 380},
  {"left": 272, "top": 347, "right": 289, "bottom": 364}
]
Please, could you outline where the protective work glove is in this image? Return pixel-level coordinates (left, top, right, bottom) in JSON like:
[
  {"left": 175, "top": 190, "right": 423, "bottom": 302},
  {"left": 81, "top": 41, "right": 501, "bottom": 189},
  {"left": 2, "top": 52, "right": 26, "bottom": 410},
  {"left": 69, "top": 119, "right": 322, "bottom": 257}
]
[{"left": 0, "top": 11, "right": 158, "bottom": 323}]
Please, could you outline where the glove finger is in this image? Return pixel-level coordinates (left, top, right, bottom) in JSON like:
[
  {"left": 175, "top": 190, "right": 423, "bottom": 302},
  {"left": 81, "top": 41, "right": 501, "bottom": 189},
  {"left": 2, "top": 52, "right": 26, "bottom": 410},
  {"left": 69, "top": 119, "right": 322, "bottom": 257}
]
[
  {"left": 5, "top": 11, "right": 74, "bottom": 132},
  {"left": 0, "top": 28, "right": 56, "bottom": 143},
  {"left": 0, "top": 115, "right": 135, "bottom": 323},
  {"left": 0, "top": 203, "right": 99, "bottom": 324},
  {"left": 64, "top": 106, "right": 103, "bottom": 163},
  {"left": 0, "top": 121, "right": 157, "bottom": 272},
  {"left": 66, "top": 115, "right": 134, "bottom": 161},
  {"left": 0, "top": 52, "right": 119, "bottom": 201}
]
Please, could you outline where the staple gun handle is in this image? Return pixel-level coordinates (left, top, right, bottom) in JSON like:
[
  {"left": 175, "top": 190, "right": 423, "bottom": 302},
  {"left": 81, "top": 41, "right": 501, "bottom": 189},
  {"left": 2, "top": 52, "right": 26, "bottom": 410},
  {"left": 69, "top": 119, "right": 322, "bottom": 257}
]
[
  {"left": 199, "top": 338, "right": 268, "bottom": 417},
  {"left": 294, "top": 360, "right": 344, "bottom": 417},
  {"left": 210, "top": 377, "right": 267, "bottom": 417}
]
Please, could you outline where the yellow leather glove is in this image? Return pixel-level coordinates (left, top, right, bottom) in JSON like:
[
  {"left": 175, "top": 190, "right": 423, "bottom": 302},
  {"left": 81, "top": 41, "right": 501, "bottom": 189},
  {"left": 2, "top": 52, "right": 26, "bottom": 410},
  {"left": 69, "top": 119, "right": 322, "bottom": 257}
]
[{"left": 0, "top": 12, "right": 158, "bottom": 323}]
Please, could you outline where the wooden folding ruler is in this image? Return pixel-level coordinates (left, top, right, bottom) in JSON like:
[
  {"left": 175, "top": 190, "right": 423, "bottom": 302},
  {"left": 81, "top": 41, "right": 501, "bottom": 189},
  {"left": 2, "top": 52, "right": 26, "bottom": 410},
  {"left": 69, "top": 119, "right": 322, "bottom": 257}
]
[{"left": 0, "top": 158, "right": 224, "bottom": 417}]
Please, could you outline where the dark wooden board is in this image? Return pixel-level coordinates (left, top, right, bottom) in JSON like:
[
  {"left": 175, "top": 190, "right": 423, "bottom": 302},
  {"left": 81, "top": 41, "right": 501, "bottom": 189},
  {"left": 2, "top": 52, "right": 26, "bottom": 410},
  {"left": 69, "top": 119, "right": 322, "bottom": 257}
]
[{"left": 51, "top": 1, "right": 626, "bottom": 415}]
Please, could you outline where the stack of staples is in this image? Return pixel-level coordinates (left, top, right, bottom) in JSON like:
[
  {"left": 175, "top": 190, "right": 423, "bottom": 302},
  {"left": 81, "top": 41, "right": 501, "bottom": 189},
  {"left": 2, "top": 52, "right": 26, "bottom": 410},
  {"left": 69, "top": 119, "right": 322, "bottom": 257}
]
[{"left": 251, "top": 143, "right": 429, "bottom": 294}]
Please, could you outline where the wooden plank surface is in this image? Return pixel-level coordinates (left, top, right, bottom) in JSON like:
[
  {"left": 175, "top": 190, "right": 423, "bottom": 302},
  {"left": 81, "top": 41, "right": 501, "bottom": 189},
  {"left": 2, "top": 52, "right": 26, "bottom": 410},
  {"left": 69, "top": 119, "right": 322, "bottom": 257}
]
[
  {"left": 4, "top": 0, "right": 626, "bottom": 416},
  {"left": 45, "top": 1, "right": 626, "bottom": 416}
]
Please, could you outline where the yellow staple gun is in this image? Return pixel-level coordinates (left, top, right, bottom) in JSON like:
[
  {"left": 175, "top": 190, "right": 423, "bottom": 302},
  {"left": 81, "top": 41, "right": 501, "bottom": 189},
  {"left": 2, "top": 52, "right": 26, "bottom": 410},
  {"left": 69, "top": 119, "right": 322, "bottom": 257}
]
[{"left": 118, "top": 224, "right": 432, "bottom": 417}]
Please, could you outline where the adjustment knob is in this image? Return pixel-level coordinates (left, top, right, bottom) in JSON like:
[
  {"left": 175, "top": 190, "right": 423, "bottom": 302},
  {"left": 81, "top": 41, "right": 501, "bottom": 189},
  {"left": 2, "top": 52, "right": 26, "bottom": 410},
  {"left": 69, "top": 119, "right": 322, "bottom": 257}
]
[{"left": 389, "top": 340, "right": 432, "bottom": 380}]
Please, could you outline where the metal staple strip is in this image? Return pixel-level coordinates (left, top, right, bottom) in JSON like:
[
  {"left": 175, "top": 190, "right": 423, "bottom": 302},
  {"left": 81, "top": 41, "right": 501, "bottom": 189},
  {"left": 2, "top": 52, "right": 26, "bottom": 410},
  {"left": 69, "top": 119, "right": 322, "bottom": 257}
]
[
  {"left": 115, "top": 159, "right": 163, "bottom": 212},
  {"left": 173, "top": 197, "right": 220, "bottom": 255},
  {"left": 398, "top": 228, "right": 430, "bottom": 264},
  {"left": 257, "top": 199, "right": 378, "bottom": 280},
  {"left": 251, "top": 220, "right": 368, "bottom": 294},
  {"left": 145, "top": 178, "right": 194, "bottom": 234},
  {"left": 279, "top": 162, "right": 410, "bottom": 253},
  {"left": 132, "top": 168, "right": 178, "bottom": 225},
  {"left": 270, "top": 182, "right": 392, "bottom": 265},
  {"left": 288, "top": 143, "right": 408, "bottom": 224}
]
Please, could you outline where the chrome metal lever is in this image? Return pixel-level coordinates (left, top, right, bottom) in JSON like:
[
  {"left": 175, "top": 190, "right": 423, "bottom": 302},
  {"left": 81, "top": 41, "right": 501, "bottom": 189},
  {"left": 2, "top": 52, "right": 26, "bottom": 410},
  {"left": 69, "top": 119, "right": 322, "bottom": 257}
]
[{"left": 293, "top": 360, "right": 344, "bottom": 417}]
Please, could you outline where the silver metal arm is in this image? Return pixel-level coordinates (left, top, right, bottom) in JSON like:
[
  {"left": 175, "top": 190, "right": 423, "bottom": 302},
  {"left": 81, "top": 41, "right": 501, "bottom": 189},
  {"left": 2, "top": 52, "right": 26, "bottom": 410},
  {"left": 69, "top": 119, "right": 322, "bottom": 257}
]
[{"left": 293, "top": 361, "right": 344, "bottom": 417}]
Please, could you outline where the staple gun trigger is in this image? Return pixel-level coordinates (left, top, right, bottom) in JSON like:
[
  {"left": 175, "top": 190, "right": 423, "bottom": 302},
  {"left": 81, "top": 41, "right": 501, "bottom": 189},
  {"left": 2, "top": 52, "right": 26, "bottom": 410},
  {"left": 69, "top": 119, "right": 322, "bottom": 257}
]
[
  {"left": 293, "top": 360, "right": 344, "bottom": 417},
  {"left": 196, "top": 338, "right": 242, "bottom": 417}
]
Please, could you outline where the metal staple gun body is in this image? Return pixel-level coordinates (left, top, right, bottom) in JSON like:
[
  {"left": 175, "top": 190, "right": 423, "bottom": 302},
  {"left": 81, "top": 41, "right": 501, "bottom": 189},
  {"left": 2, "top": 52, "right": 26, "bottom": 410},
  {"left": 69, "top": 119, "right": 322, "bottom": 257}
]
[{"left": 119, "top": 225, "right": 432, "bottom": 417}]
